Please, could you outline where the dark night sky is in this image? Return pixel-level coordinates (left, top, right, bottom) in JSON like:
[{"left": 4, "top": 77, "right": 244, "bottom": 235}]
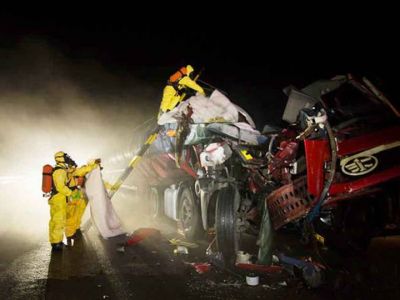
[{"left": 1, "top": 9, "right": 398, "bottom": 127}]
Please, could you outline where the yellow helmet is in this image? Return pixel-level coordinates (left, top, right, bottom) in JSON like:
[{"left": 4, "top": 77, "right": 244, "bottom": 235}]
[
  {"left": 54, "top": 151, "right": 77, "bottom": 167},
  {"left": 54, "top": 151, "right": 65, "bottom": 163},
  {"left": 186, "top": 65, "right": 194, "bottom": 75}
]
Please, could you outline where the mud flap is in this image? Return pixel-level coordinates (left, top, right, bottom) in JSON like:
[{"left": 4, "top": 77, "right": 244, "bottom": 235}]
[{"left": 257, "top": 203, "right": 273, "bottom": 265}]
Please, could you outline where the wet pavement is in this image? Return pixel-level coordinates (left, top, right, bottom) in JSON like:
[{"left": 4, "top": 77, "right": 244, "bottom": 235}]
[{"left": 1, "top": 215, "right": 400, "bottom": 299}]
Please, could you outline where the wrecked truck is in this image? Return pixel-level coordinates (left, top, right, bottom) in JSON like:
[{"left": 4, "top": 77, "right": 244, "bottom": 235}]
[
  {"left": 125, "top": 90, "right": 271, "bottom": 264},
  {"left": 258, "top": 74, "right": 400, "bottom": 262},
  {"left": 115, "top": 74, "right": 400, "bottom": 266}
]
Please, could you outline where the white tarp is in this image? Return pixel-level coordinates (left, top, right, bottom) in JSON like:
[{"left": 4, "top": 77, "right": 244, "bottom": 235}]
[
  {"left": 206, "top": 122, "right": 262, "bottom": 145},
  {"left": 85, "top": 167, "right": 125, "bottom": 239},
  {"left": 158, "top": 90, "right": 255, "bottom": 127}
]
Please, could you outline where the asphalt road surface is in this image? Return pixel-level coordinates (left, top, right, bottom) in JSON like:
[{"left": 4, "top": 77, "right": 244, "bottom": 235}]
[{"left": 1, "top": 210, "right": 400, "bottom": 300}]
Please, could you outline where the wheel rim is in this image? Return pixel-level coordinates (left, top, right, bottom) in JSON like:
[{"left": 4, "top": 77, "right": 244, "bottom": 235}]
[
  {"left": 150, "top": 188, "right": 159, "bottom": 218},
  {"left": 181, "top": 196, "right": 193, "bottom": 232}
]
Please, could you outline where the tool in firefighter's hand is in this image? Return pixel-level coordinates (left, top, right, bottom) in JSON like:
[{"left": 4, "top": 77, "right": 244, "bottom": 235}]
[
  {"left": 194, "top": 67, "right": 204, "bottom": 82},
  {"left": 197, "top": 79, "right": 228, "bottom": 96}
]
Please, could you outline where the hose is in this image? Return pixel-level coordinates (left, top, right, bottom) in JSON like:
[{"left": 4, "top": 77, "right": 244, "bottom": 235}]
[{"left": 306, "top": 113, "right": 337, "bottom": 222}]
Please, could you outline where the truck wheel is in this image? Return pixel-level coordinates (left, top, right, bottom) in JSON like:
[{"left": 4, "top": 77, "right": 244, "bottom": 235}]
[
  {"left": 149, "top": 187, "right": 164, "bottom": 219},
  {"left": 215, "top": 184, "right": 241, "bottom": 266},
  {"left": 178, "top": 186, "right": 202, "bottom": 240}
]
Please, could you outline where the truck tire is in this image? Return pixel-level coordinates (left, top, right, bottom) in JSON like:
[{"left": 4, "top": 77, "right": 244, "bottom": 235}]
[
  {"left": 178, "top": 186, "right": 202, "bottom": 240},
  {"left": 149, "top": 187, "right": 164, "bottom": 219},
  {"left": 216, "top": 184, "right": 241, "bottom": 266}
]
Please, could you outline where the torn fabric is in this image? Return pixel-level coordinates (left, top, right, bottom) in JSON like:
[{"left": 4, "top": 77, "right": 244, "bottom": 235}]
[
  {"left": 158, "top": 90, "right": 249, "bottom": 125},
  {"left": 85, "top": 167, "right": 125, "bottom": 238}
]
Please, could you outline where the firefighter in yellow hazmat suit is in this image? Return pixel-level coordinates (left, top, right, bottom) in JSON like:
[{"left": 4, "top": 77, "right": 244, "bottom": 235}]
[
  {"left": 49, "top": 151, "right": 98, "bottom": 251},
  {"left": 65, "top": 159, "right": 100, "bottom": 240},
  {"left": 159, "top": 65, "right": 205, "bottom": 117}
]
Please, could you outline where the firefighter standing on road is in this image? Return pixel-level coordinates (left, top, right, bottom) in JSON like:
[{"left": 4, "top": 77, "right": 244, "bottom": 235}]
[
  {"left": 65, "top": 159, "right": 101, "bottom": 241},
  {"left": 49, "top": 151, "right": 99, "bottom": 251},
  {"left": 159, "top": 65, "right": 205, "bottom": 117}
]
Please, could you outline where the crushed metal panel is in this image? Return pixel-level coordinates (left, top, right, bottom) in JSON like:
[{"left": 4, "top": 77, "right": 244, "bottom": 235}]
[
  {"left": 282, "top": 89, "right": 318, "bottom": 123},
  {"left": 301, "top": 76, "right": 347, "bottom": 100},
  {"left": 282, "top": 76, "right": 347, "bottom": 124},
  {"left": 266, "top": 177, "right": 315, "bottom": 229}
]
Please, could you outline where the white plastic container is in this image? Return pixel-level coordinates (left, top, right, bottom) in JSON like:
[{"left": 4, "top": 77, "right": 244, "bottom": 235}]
[
  {"left": 236, "top": 251, "right": 251, "bottom": 264},
  {"left": 164, "top": 185, "right": 179, "bottom": 221},
  {"left": 173, "top": 245, "right": 189, "bottom": 255},
  {"left": 246, "top": 273, "right": 259, "bottom": 286}
]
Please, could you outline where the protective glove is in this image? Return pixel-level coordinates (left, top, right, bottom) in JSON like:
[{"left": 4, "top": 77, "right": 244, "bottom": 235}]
[
  {"left": 88, "top": 158, "right": 103, "bottom": 170},
  {"left": 88, "top": 158, "right": 101, "bottom": 166}
]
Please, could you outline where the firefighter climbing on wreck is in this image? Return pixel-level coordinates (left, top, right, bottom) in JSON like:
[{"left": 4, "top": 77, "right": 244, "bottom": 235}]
[
  {"left": 106, "top": 65, "right": 205, "bottom": 197},
  {"left": 159, "top": 65, "right": 205, "bottom": 117},
  {"left": 158, "top": 65, "right": 206, "bottom": 167},
  {"left": 82, "top": 65, "right": 206, "bottom": 233}
]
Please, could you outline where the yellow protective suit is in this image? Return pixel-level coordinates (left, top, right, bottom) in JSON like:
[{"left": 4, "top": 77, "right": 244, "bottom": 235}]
[
  {"left": 49, "top": 163, "right": 72, "bottom": 244},
  {"left": 65, "top": 163, "right": 98, "bottom": 238},
  {"left": 159, "top": 75, "right": 205, "bottom": 115}
]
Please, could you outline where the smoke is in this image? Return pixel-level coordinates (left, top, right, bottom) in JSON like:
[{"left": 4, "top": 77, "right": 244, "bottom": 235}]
[{"left": 0, "top": 37, "right": 160, "bottom": 239}]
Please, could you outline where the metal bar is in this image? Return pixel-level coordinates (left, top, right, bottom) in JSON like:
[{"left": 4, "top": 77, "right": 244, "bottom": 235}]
[{"left": 109, "top": 125, "right": 161, "bottom": 198}]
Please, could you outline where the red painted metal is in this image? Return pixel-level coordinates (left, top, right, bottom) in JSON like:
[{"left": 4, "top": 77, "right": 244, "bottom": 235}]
[
  {"left": 329, "top": 165, "right": 400, "bottom": 195},
  {"left": 304, "top": 139, "right": 330, "bottom": 197},
  {"left": 269, "top": 140, "right": 299, "bottom": 184},
  {"left": 248, "top": 178, "right": 258, "bottom": 194},
  {"left": 180, "top": 161, "right": 197, "bottom": 178},
  {"left": 266, "top": 166, "right": 400, "bottom": 229},
  {"left": 324, "top": 187, "right": 382, "bottom": 206},
  {"left": 337, "top": 126, "right": 400, "bottom": 156},
  {"left": 267, "top": 177, "right": 315, "bottom": 229},
  {"left": 181, "top": 148, "right": 198, "bottom": 178},
  {"left": 263, "top": 79, "right": 400, "bottom": 231}
]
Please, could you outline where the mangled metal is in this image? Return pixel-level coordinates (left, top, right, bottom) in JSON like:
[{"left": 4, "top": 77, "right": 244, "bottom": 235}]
[{"left": 114, "top": 74, "right": 400, "bottom": 273}]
